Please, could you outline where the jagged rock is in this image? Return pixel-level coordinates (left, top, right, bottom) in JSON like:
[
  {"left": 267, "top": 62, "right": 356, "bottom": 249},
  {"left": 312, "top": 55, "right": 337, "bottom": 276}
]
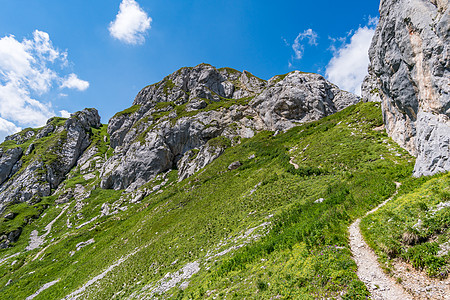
[
  {"left": 177, "top": 143, "right": 226, "bottom": 181},
  {"left": 77, "top": 146, "right": 100, "bottom": 173},
  {"left": 0, "top": 228, "right": 23, "bottom": 249},
  {"left": 5, "top": 129, "right": 36, "bottom": 145},
  {"left": 414, "top": 112, "right": 450, "bottom": 176},
  {"left": 361, "top": 71, "right": 382, "bottom": 103},
  {"left": 228, "top": 161, "right": 242, "bottom": 170},
  {"left": 0, "top": 147, "right": 23, "bottom": 186},
  {"left": 362, "top": 0, "right": 449, "bottom": 177},
  {"left": 186, "top": 98, "right": 208, "bottom": 112},
  {"left": 35, "top": 122, "right": 55, "bottom": 139},
  {"left": 100, "top": 203, "right": 110, "bottom": 216},
  {"left": 101, "top": 131, "right": 174, "bottom": 191},
  {"left": 4, "top": 212, "right": 16, "bottom": 220},
  {"left": 7, "top": 228, "right": 22, "bottom": 243},
  {"left": 0, "top": 108, "right": 101, "bottom": 213},
  {"left": 56, "top": 190, "right": 74, "bottom": 204},
  {"left": 25, "top": 143, "right": 35, "bottom": 156},
  {"left": 101, "top": 64, "right": 359, "bottom": 190},
  {"left": 251, "top": 72, "right": 359, "bottom": 131},
  {"left": 45, "top": 108, "right": 101, "bottom": 189}
]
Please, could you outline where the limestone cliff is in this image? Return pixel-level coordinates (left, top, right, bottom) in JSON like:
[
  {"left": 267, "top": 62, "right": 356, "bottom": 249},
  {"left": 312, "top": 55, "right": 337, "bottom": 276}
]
[
  {"left": 0, "top": 109, "right": 101, "bottom": 214},
  {"left": 101, "top": 64, "right": 359, "bottom": 190},
  {"left": 362, "top": 0, "right": 449, "bottom": 176}
]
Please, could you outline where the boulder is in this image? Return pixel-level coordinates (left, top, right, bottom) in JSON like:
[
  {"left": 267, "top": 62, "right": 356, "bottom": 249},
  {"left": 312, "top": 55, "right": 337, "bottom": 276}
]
[{"left": 228, "top": 161, "right": 242, "bottom": 171}]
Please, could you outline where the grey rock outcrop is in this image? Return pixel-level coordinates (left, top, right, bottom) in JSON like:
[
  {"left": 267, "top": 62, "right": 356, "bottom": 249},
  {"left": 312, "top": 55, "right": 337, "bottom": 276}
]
[
  {"left": 0, "top": 147, "right": 23, "bottom": 186},
  {"left": 177, "top": 142, "right": 226, "bottom": 182},
  {"left": 414, "top": 112, "right": 449, "bottom": 176},
  {"left": 46, "top": 108, "right": 101, "bottom": 188},
  {"left": 101, "top": 64, "right": 359, "bottom": 190},
  {"left": 0, "top": 108, "right": 101, "bottom": 213},
  {"left": 253, "top": 72, "right": 359, "bottom": 131},
  {"left": 361, "top": 73, "right": 382, "bottom": 103},
  {"left": 5, "top": 129, "right": 36, "bottom": 145},
  {"left": 0, "top": 228, "right": 22, "bottom": 249},
  {"left": 362, "top": 0, "right": 449, "bottom": 176}
]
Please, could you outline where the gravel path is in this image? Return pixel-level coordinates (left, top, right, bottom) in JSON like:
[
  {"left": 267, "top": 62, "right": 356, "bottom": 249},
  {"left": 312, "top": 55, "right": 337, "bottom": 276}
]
[{"left": 349, "top": 182, "right": 413, "bottom": 300}]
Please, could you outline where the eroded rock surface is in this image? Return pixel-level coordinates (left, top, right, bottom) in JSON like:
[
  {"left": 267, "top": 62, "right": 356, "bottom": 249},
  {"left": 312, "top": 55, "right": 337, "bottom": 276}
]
[
  {"left": 0, "top": 109, "right": 101, "bottom": 213},
  {"left": 0, "top": 147, "right": 23, "bottom": 186},
  {"left": 362, "top": 0, "right": 449, "bottom": 176},
  {"left": 101, "top": 64, "right": 359, "bottom": 190}
]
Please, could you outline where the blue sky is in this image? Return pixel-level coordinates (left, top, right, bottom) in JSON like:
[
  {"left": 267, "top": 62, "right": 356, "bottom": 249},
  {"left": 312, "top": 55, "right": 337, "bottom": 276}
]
[{"left": 0, "top": 0, "right": 380, "bottom": 141}]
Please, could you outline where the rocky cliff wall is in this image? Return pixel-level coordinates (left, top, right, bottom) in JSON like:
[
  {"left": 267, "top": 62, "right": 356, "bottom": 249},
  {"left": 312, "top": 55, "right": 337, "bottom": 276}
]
[
  {"left": 362, "top": 0, "right": 449, "bottom": 176},
  {"left": 0, "top": 109, "right": 101, "bottom": 213}
]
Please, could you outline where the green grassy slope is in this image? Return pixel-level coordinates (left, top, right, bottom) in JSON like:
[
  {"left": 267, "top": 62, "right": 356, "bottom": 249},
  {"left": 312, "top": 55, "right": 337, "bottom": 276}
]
[
  {"left": 361, "top": 173, "right": 450, "bottom": 279},
  {"left": 0, "top": 102, "right": 434, "bottom": 299}
]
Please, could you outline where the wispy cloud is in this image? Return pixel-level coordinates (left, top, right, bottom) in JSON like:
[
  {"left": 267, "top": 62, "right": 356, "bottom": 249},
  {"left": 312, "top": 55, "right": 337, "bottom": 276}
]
[
  {"left": 61, "top": 73, "right": 90, "bottom": 91},
  {"left": 0, "top": 30, "right": 88, "bottom": 141},
  {"left": 368, "top": 16, "right": 379, "bottom": 27},
  {"left": 292, "top": 29, "right": 318, "bottom": 60},
  {"left": 109, "top": 0, "right": 152, "bottom": 45},
  {"left": 59, "top": 110, "right": 71, "bottom": 118},
  {"left": 325, "top": 18, "right": 378, "bottom": 95}
]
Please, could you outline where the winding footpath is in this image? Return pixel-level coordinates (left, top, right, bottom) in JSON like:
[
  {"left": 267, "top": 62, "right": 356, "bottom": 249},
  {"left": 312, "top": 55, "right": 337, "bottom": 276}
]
[{"left": 349, "top": 182, "right": 413, "bottom": 300}]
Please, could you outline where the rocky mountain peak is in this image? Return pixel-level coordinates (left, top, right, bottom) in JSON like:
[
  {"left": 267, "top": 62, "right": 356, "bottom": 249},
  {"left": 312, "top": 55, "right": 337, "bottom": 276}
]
[
  {"left": 132, "top": 64, "right": 266, "bottom": 108},
  {"left": 101, "top": 64, "right": 360, "bottom": 191}
]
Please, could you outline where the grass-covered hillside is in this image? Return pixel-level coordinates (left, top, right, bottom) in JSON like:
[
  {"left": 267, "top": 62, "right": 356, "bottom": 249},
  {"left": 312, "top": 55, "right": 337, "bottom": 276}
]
[
  {"left": 361, "top": 173, "right": 450, "bottom": 279},
  {"left": 0, "top": 102, "right": 446, "bottom": 299}
]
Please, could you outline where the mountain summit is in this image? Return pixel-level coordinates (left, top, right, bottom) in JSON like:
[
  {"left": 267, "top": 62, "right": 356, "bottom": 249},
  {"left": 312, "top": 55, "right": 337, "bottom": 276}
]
[{"left": 101, "top": 64, "right": 359, "bottom": 190}]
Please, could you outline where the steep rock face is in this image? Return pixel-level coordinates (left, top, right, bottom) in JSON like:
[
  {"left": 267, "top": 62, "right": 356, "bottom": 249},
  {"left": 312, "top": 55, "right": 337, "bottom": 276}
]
[
  {"left": 362, "top": 0, "right": 449, "bottom": 176},
  {"left": 253, "top": 73, "right": 359, "bottom": 131},
  {"left": 0, "top": 148, "right": 23, "bottom": 186},
  {"left": 0, "top": 108, "right": 101, "bottom": 213},
  {"left": 101, "top": 64, "right": 359, "bottom": 190},
  {"left": 177, "top": 139, "right": 227, "bottom": 182}
]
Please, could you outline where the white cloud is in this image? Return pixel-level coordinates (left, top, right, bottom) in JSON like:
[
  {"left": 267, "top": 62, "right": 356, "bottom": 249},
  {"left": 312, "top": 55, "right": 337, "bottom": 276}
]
[
  {"left": 59, "top": 110, "right": 71, "bottom": 118},
  {"left": 109, "top": 0, "right": 152, "bottom": 45},
  {"left": 61, "top": 73, "right": 90, "bottom": 91},
  {"left": 0, "top": 30, "right": 88, "bottom": 136},
  {"left": 0, "top": 117, "right": 21, "bottom": 142},
  {"left": 292, "top": 29, "right": 318, "bottom": 60},
  {"left": 368, "top": 16, "right": 379, "bottom": 27},
  {"left": 325, "top": 22, "right": 377, "bottom": 95}
]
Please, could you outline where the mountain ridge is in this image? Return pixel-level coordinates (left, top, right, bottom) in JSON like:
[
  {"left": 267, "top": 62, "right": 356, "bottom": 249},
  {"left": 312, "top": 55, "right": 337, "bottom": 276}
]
[
  {"left": 100, "top": 64, "right": 359, "bottom": 191},
  {"left": 0, "top": 0, "right": 449, "bottom": 297}
]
